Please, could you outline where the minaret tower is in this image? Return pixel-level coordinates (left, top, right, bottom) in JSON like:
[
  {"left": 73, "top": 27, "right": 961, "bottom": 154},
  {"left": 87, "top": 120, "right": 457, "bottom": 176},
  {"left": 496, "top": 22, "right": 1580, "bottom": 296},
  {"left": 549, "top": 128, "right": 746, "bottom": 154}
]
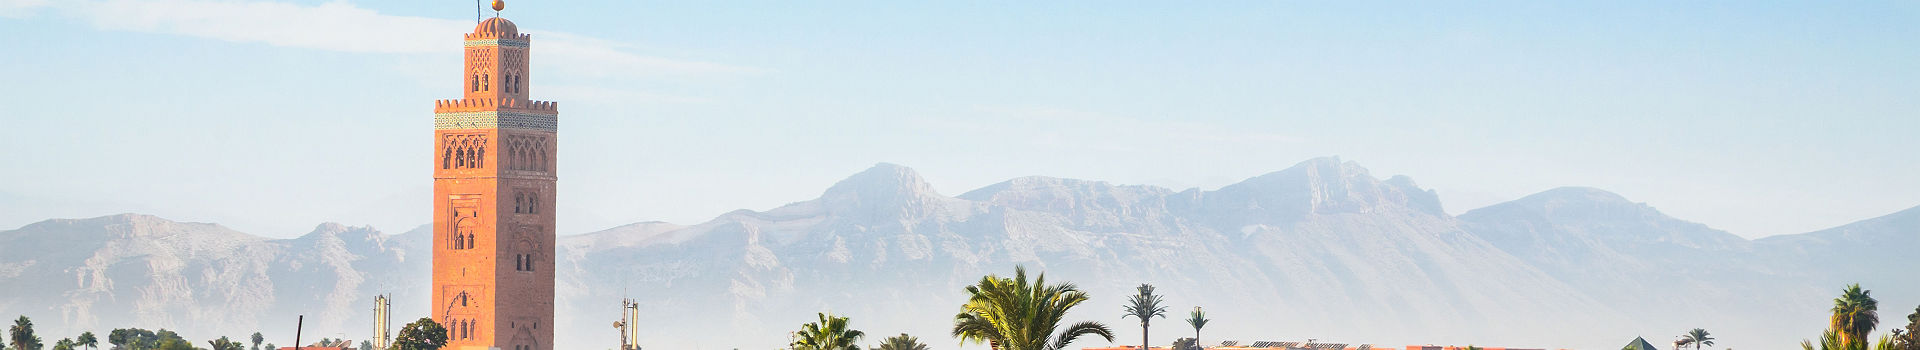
[{"left": 432, "top": 1, "right": 556, "bottom": 350}]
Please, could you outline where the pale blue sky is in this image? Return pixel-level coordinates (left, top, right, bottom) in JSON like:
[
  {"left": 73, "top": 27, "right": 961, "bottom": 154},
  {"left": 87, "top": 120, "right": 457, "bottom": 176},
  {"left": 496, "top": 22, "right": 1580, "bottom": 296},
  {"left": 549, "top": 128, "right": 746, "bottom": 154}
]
[{"left": 0, "top": 1, "right": 1914, "bottom": 238}]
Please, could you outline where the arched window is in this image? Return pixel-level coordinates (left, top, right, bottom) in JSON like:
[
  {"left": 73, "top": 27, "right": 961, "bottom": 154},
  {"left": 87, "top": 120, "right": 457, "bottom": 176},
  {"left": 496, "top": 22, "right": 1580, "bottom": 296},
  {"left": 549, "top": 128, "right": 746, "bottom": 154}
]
[
  {"left": 514, "top": 193, "right": 524, "bottom": 213},
  {"left": 513, "top": 140, "right": 525, "bottom": 170},
  {"left": 472, "top": 75, "right": 480, "bottom": 92},
  {"left": 442, "top": 147, "right": 452, "bottom": 169},
  {"left": 466, "top": 233, "right": 476, "bottom": 249},
  {"left": 477, "top": 147, "right": 486, "bottom": 168},
  {"left": 483, "top": 74, "right": 490, "bottom": 91}
]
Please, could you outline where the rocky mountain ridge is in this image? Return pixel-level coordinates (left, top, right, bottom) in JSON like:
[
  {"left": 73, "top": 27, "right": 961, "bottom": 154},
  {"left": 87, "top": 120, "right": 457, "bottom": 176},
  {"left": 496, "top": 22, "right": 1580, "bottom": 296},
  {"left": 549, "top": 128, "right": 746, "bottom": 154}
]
[{"left": 0, "top": 157, "right": 1913, "bottom": 350}]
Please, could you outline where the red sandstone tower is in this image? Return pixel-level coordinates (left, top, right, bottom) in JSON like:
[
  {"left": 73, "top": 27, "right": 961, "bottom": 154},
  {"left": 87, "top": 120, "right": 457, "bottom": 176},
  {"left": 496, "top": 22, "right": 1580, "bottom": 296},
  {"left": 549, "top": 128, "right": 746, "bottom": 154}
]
[{"left": 432, "top": 10, "right": 557, "bottom": 350}]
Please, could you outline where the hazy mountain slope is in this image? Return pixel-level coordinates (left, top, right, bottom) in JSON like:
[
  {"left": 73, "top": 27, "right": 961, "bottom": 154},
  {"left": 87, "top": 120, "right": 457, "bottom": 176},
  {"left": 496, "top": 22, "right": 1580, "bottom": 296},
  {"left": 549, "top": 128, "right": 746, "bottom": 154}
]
[
  {"left": 554, "top": 158, "right": 1627, "bottom": 350},
  {"left": 2, "top": 158, "right": 1915, "bottom": 350},
  {"left": 1755, "top": 205, "right": 1920, "bottom": 335},
  {"left": 1457, "top": 187, "right": 1831, "bottom": 346},
  {"left": 1459, "top": 187, "right": 1769, "bottom": 306},
  {"left": 0, "top": 215, "right": 428, "bottom": 346}
]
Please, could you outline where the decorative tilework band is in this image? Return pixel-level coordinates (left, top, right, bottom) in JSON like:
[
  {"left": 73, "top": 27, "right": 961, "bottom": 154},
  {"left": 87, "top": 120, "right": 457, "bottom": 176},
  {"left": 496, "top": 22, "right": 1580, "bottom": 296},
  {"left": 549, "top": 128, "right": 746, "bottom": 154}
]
[
  {"left": 465, "top": 39, "right": 529, "bottom": 48},
  {"left": 436, "top": 111, "right": 557, "bottom": 131}
]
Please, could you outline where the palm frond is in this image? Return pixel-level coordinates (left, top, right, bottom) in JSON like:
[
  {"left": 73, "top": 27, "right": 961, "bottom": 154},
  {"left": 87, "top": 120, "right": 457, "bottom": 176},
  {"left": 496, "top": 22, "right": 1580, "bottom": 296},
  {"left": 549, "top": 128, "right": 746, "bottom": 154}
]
[{"left": 1046, "top": 321, "right": 1115, "bottom": 350}]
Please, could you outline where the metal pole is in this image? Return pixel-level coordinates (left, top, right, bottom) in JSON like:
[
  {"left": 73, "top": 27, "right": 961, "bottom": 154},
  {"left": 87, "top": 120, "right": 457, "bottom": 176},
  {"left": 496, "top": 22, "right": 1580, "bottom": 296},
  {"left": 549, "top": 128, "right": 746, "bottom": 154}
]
[{"left": 294, "top": 315, "right": 304, "bottom": 350}]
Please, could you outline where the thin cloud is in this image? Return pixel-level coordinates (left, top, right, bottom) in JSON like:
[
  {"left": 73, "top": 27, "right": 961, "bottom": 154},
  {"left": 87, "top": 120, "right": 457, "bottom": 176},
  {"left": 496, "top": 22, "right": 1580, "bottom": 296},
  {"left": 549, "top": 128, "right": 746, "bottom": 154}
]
[
  {"left": 0, "top": 0, "right": 50, "bottom": 18},
  {"left": 38, "top": 0, "right": 758, "bottom": 77}
]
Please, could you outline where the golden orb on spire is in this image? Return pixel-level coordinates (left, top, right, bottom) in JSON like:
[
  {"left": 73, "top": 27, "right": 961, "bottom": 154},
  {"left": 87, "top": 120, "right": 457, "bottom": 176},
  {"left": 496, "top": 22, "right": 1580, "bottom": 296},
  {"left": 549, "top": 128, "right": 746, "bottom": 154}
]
[{"left": 491, "top": 0, "right": 505, "bottom": 12}]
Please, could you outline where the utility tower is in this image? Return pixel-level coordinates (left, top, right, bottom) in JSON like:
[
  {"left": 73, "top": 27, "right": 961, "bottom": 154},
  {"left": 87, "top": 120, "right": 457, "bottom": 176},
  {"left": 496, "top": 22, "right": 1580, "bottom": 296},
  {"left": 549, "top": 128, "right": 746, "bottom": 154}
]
[
  {"left": 614, "top": 298, "right": 641, "bottom": 350},
  {"left": 372, "top": 294, "right": 391, "bottom": 350}
]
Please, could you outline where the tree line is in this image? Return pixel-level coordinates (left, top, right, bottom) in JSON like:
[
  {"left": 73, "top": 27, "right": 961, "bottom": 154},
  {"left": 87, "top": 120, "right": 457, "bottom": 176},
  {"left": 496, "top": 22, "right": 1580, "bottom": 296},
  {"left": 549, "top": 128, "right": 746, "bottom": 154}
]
[{"left": 10, "top": 273, "right": 1920, "bottom": 350}]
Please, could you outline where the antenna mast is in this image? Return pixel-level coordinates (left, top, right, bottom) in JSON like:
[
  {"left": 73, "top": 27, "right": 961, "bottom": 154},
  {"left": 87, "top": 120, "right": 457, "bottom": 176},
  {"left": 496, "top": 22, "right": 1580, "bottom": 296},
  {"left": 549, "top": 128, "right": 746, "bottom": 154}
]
[{"left": 474, "top": 0, "right": 483, "bottom": 23}]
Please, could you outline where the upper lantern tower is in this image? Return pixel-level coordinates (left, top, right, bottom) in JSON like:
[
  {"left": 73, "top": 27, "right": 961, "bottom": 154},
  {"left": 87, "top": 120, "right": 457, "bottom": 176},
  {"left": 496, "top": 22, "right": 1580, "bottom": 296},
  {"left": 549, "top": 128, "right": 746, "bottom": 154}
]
[
  {"left": 464, "top": 17, "right": 531, "bottom": 101},
  {"left": 432, "top": 2, "right": 557, "bottom": 350}
]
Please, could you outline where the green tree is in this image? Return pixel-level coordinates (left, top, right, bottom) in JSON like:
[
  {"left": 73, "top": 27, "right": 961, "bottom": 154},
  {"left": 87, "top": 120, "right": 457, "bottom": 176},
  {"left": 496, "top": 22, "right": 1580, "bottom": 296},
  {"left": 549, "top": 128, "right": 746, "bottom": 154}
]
[
  {"left": 208, "top": 336, "right": 245, "bottom": 350},
  {"left": 151, "top": 329, "right": 186, "bottom": 350},
  {"left": 1170, "top": 338, "right": 1197, "bottom": 350},
  {"left": 1683, "top": 329, "right": 1715, "bottom": 350},
  {"left": 264, "top": 343, "right": 276, "bottom": 350},
  {"left": 1184, "top": 307, "right": 1208, "bottom": 346},
  {"left": 74, "top": 332, "right": 95, "bottom": 350},
  {"left": 51, "top": 338, "right": 73, "bottom": 350},
  {"left": 11, "top": 316, "right": 43, "bottom": 350},
  {"left": 874, "top": 334, "right": 926, "bottom": 350},
  {"left": 392, "top": 318, "right": 448, "bottom": 350},
  {"left": 1834, "top": 284, "right": 1881, "bottom": 349},
  {"left": 104, "top": 332, "right": 122, "bottom": 350},
  {"left": 250, "top": 332, "right": 264, "bottom": 350},
  {"left": 1892, "top": 304, "right": 1920, "bottom": 350},
  {"left": 153, "top": 338, "right": 193, "bottom": 350},
  {"left": 791, "top": 313, "right": 863, "bottom": 350},
  {"left": 951, "top": 266, "right": 1114, "bottom": 350},
  {"left": 108, "top": 328, "right": 163, "bottom": 350},
  {"left": 1121, "top": 284, "right": 1167, "bottom": 350}
]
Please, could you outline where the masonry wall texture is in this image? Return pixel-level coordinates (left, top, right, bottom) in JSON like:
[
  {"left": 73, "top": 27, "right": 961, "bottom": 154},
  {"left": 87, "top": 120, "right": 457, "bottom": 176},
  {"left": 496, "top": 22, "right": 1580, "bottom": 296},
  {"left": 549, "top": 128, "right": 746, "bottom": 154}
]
[{"left": 432, "top": 15, "right": 558, "bottom": 350}]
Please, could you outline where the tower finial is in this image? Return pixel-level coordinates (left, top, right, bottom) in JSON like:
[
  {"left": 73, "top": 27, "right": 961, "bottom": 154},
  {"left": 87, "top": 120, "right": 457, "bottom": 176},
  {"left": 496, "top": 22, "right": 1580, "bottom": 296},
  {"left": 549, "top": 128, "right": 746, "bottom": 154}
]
[{"left": 492, "top": 0, "right": 505, "bottom": 16}]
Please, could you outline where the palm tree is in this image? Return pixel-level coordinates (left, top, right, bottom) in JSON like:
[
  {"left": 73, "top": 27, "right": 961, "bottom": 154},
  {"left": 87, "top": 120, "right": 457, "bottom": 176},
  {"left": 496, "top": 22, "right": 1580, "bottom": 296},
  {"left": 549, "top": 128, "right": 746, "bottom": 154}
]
[
  {"left": 1833, "top": 284, "right": 1880, "bottom": 348},
  {"left": 251, "top": 332, "right": 264, "bottom": 350},
  {"left": 952, "top": 266, "right": 1115, "bottom": 350},
  {"left": 208, "top": 336, "right": 246, "bottom": 350},
  {"left": 1803, "top": 330, "right": 1848, "bottom": 350},
  {"left": 75, "top": 332, "right": 95, "bottom": 350},
  {"left": 11, "top": 316, "right": 43, "bottom": 350},
  {"left": 1184, "top": 307, "right": 1207, "bottom": 347},
  {"left": 52, "top": 338, "right": 75, "bottom": 350},
  {"left": 791, "top": 313, "right": 863, "bottom": 350},
  {"left": 1682, "top": 329, "right": 1715, "bottom": 350},
  {"left": 1122, "top": 284, "right": 1167, "bottom": 350},
  {"left": 874, "top": 333, "right": 928, "bottom": 350}
]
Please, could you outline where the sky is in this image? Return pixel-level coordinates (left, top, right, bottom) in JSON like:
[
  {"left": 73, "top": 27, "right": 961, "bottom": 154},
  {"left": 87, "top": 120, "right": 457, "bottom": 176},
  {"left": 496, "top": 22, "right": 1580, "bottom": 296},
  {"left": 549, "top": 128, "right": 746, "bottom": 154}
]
[{"left": 0, "top": 0, "right": 1914, "bottom": 239}]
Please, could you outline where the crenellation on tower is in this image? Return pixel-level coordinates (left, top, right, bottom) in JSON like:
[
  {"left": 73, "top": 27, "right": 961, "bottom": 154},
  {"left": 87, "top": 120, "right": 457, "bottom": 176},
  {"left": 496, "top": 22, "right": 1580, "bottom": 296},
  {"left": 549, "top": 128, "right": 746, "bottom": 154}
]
[{"left": 434, "top": 98, "right": 560, "bottom": 113}]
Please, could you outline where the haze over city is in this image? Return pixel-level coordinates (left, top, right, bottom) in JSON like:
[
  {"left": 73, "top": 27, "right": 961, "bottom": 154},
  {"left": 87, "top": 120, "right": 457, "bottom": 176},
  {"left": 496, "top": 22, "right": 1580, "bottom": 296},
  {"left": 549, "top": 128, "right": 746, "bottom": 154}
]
[{"left": 2, "top": 1, "right": 1915, "bottom": 239}]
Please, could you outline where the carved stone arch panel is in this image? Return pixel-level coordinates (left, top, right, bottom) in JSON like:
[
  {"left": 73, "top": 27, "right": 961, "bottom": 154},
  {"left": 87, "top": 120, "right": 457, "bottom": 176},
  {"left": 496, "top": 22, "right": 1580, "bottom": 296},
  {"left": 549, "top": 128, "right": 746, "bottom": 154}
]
[
  {"left": 534, "top": 137, "right": 548, "bottom": 172},
  {"left": 507, "top": 323, "right": 538, "bottom": 350}
]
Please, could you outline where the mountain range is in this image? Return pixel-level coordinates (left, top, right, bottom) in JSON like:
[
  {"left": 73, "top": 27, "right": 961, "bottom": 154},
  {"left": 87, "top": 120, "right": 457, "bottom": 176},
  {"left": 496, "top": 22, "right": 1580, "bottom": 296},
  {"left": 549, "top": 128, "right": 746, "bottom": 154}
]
[{"left": 0, "top": 157, "right": 1913, "bottom": 350}]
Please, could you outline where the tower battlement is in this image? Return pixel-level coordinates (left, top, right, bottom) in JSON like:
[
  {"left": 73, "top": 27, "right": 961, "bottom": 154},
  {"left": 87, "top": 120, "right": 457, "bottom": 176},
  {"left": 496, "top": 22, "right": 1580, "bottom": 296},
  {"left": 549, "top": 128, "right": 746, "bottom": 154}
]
[
  {"left": 466, "top": 32, "right": 532, "bottom": 41},
  {"left": 434, "top": 98, "right": 560, "bottom": 114}
]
